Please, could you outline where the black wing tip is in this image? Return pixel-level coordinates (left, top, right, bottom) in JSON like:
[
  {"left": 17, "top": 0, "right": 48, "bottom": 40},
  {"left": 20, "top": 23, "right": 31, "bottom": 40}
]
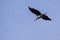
[
  {"left": 28, "top": 6, "right": 31, "bottom": 9},
  {"left": 48, "top": 19, "right": 52, "bottom": 21},
  {"left": 28, "top": 6, "right": 31, "bottom": 10},
  {"left": 49, "top": 19, "right": 52, "bottom": 21},
  {"left": 28, "top": 6, "right": 34, "bottom": 9}
]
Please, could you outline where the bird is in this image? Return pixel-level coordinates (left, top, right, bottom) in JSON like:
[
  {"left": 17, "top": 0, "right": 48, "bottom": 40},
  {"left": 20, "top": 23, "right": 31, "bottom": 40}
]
[{"left": 28, "top": 7, "right": 52, "bottom": 21}]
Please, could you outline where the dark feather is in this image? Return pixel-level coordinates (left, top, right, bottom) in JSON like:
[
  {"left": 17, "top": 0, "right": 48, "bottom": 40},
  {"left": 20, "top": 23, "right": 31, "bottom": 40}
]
[
  {"left": 28, "top": 7, "right": 41, "bottom": 16},
  {"left": 42, "top": 14, "right": 51, "bottom": 21}
]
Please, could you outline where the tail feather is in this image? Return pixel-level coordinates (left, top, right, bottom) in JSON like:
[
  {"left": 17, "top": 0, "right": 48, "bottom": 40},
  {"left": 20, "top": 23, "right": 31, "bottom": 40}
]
[{"left": 34, "top": 18, "right": 38, "bottom": 21}]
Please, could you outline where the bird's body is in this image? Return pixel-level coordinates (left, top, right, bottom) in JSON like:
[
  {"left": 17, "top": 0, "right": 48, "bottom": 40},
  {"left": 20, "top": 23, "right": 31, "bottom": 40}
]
[{"left": 28, "top": 7, "right": 52, "bottom": 21}]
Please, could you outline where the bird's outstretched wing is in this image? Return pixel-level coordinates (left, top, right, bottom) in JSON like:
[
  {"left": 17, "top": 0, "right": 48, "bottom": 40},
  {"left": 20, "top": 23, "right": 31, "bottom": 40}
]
[
  {"left": 42, "top": 14, "right": 51, "bottom": 21},
  {"left": 28, "top": 7, "right": 41, "bottom": 16}
]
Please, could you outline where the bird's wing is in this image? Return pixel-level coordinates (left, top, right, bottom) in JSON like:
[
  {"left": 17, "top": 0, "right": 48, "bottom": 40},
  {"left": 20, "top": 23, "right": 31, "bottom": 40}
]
[
  {"left": 28, "top": 7, "right": 41, "bottom": 16},
  {"left": 42, "top": 14, "right": 51, "bottom": 21}
]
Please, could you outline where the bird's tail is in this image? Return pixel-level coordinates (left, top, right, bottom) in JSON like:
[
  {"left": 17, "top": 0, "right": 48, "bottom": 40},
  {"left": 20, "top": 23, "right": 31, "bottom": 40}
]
[{"left": 34, "top": 18, "right": 38, "bottom": 21}]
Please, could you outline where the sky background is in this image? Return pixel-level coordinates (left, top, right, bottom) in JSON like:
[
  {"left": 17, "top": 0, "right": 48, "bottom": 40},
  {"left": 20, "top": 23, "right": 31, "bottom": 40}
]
[{"left": 0, "top": 0, "right": 60, "bottom": 40}]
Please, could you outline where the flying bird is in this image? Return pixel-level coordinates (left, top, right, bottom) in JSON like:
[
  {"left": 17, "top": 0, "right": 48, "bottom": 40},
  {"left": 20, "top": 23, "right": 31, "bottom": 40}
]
[{"left": 28, "top": 7, "right": 52, "bottom": 21}]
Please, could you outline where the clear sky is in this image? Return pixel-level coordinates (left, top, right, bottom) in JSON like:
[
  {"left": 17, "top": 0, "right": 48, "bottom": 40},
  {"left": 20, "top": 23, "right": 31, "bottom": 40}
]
[{"left": 0, "top": 0, "right": 60, "bottom": 40}]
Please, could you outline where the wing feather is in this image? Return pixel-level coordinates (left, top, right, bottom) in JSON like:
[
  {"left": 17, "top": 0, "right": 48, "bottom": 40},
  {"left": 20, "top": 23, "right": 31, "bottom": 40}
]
[
  {"left": 42, "top": 14, "right": 51, "bottom": 21},
  {"left": 28, "top": 7, "right": 41, "bottom": 16}
]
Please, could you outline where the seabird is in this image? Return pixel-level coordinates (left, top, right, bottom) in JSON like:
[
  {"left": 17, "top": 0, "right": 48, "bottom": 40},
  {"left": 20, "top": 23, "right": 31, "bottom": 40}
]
[{"left": 28, "top": 7, "right": 52, "bottom": 21}]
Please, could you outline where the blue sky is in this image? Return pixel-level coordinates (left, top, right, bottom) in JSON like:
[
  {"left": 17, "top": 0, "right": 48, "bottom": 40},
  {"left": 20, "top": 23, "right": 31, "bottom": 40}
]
[{"left": 0, "top": 0, "right": 60, "bottom": 40}]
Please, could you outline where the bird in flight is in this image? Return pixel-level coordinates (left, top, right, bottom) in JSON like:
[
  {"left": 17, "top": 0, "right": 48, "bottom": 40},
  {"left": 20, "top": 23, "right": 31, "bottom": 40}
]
[{"left": 28, "top": 7, "right": 52, "bottom": 21}]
